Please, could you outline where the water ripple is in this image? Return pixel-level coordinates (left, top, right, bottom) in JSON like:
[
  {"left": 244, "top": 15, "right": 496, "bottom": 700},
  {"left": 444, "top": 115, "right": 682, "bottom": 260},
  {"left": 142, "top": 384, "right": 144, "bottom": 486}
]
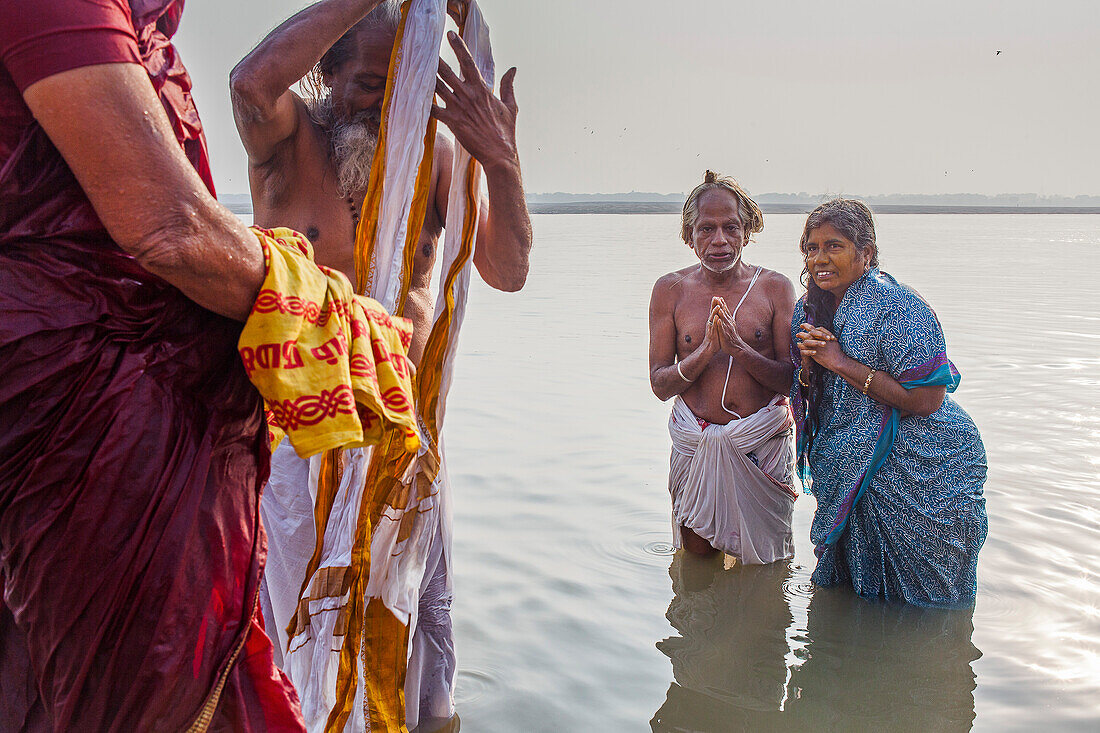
[
  {"left": 643, "top": 540, "right": 677, "bottom": 557},
  {"left": 579, "top": 510, "right": 675, "bottom": 579},
  {"left": 782, "top": 578, "right": 815, "bottom": 605},
  {"left": 454, "top": 666, "right": 499, "bottom": 706}
]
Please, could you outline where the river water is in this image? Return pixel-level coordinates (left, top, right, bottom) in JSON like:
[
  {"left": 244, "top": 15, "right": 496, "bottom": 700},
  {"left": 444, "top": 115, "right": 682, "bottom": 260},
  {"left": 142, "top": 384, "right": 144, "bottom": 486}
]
[{"left": 439, "top": 213, "right": 1100, "bottom": 732}]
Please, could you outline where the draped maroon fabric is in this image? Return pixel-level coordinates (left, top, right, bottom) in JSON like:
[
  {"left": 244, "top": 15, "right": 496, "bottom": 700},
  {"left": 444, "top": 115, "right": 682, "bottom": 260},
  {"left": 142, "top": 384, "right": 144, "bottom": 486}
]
[{"left": 0, "top": 1, "right": 304, "bottom": 729}]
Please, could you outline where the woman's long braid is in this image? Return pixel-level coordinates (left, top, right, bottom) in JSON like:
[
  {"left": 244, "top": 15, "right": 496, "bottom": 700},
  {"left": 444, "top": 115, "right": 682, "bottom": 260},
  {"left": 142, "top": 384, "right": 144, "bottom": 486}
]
[{"left": 799, "top": 272, "right": 838, "bottom": 468}]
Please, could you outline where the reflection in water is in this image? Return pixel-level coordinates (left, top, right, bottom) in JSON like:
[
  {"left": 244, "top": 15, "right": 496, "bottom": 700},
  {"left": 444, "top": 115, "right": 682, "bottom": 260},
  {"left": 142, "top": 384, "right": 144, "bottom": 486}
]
[
  {"left": 787, "top": 587, "right": 981, "bottom": 732},
  {"left": 652, "top": 552, "right": 982, "bottom": 732},
  {"left": 652, "top": 552, "right": 793, "bottom": 729}
]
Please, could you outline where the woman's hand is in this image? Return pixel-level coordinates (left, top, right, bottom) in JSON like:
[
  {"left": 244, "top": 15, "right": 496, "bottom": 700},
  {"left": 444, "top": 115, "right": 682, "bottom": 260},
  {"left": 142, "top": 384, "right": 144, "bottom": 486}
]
[
  {"left": 795, "top": 324, "right": 946, "bottom": 415},
  {"left": 796, "top": 323, "right": 845, "bottom": 373},
  {"left": 797, "top": 352, "right": 814, "bottom": 387}
]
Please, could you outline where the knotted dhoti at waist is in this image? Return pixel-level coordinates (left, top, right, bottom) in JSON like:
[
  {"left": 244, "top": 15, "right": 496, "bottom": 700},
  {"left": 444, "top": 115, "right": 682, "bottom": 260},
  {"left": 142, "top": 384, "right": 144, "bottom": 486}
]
[{"left": 668, "top": 395, "right": 797, "bottom": 564}]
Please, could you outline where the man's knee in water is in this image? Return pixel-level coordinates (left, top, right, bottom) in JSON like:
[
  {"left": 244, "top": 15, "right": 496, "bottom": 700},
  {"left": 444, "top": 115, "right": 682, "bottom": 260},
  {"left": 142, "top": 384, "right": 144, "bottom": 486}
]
[{"left": 680, "top": 526, "right": 718, "bottom": 556}]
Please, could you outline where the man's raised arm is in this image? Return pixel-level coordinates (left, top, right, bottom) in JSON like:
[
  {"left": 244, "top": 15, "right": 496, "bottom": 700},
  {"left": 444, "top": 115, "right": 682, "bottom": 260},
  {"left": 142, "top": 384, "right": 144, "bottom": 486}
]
[{"left": 230, "top": 0, "right": 385, "bottom": 165}]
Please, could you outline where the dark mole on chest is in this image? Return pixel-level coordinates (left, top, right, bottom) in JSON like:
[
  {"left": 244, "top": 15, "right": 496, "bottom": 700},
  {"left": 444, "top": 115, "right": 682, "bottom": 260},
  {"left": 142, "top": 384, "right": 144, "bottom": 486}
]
[
  {"left": 306, "top": 226, "right": 320, "bottom": 242},
  {"left": 422, "top": 242, "right": 433, "bottom": 258},
  {"left": 685, "top": 335, "right": 692, "bottom": 343}
]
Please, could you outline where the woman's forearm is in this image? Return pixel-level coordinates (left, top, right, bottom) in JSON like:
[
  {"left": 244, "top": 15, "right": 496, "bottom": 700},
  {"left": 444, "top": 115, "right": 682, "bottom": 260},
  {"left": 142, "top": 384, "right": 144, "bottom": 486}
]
[
  {"left": 132, "top": 201, "right": 265, "bottom": 321},
  {"left": 25, "top": 63, "right": 266, "bottom": 322},
  {"left": 831, "top": 355, "right": 944, "bottom": 417}
]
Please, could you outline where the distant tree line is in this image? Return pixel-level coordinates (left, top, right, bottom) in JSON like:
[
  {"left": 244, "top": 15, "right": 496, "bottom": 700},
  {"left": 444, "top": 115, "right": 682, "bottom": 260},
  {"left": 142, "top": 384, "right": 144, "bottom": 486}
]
[{"left": 525, "top": 191, "right": 1100, "bottom": 207}]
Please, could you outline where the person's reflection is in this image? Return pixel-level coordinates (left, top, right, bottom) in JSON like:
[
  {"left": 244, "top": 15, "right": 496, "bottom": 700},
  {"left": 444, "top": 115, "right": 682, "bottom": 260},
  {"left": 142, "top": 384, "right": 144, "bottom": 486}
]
[
  {"left": 785, "top": 587, "right": 981, "bottom": 732},
  {"left": 650, "top": 553, "right": 982, "bottom": 732},
  {"left": 651, "top": 552, "right": 794, "bottom": 731}
]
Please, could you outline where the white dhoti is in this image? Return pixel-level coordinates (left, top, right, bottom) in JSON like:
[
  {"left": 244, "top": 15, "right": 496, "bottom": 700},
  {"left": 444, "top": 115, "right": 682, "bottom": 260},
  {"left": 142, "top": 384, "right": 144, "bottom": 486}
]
[
  {"left": 668, "top": 395, "right": 797, "bottom": 564},
  {"left": 259, "top": 440, "right": 456, "bottom": 732},
  {"left": 257, "top": 3, "right": 495, "bottom": 729}
]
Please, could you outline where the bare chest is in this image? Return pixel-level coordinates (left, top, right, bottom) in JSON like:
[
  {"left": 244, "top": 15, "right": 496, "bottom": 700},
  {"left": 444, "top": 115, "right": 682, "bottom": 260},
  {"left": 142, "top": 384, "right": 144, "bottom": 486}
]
[
  {"left": 674, "top": 288, "right": 775, "bottom": 358},
  {"left": 251, "top": 150, "right": 441, "bottom": 288}
]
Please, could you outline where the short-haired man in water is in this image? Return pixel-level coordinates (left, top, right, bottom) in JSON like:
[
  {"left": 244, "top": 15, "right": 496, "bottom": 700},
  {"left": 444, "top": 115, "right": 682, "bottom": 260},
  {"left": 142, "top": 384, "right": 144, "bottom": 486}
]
[{"left": 649, "top": 171, "right": 798, "bottom": 563}]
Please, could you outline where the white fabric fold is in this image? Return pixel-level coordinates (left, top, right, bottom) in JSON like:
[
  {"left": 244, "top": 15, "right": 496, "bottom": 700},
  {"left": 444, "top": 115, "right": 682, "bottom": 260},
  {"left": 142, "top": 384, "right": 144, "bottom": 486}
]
[
  {"left": 260, "top": 2, "right": 493, "bottom": 730},
  {"left": 369, "top": 0, "right": 447, "bottom": 310},
  {"left": 668, "top": 395, "right": 797, "bottom": 564}
]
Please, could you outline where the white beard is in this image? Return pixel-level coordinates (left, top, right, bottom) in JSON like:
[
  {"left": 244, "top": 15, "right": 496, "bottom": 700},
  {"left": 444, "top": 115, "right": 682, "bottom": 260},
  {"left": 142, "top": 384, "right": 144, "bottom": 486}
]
[
  {"left": 700, "top": 251, "right": 742, "bottom": 274},
  {"left": 331, "top": 117, "right": 378, "bottom": 198},
  {"left": 309, "top": 96, "right": 380, "bottom": 199}
]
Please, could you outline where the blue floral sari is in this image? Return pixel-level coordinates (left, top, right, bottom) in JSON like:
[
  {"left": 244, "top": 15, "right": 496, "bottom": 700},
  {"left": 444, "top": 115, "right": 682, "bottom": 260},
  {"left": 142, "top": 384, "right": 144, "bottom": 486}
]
[{"left": 791, "top": 269, "right": 987, "bottom": 607}]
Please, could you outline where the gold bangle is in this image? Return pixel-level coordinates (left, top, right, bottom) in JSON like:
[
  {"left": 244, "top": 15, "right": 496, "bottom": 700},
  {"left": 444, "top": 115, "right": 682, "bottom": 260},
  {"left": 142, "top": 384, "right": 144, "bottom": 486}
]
[
  {"left": 861, "top": 368, "right": 876, "bottom": 395},
  {"left": 798, "top": 367, "right": 810, "bottom": 388}
]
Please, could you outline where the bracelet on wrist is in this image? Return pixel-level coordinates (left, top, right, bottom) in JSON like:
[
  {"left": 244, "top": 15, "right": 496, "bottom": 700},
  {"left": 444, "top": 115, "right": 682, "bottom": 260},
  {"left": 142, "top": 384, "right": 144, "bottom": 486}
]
[
  {"left": 676, "top": 361, "right": 693, "bottom": 383},
  {"left": 861, "top": 367, "right": 876, "bottom": 395}
]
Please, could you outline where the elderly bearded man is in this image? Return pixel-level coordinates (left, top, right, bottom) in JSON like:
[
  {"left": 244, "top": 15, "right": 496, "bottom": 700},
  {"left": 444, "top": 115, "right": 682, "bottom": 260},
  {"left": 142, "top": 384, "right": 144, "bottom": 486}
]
[
  {"left": 231, "top": 0, "right": 530, "bottom": 361},
  {"left": 649, "top": 171, "right": 798, "bottom": 565},
  {"left": 231, "top": 1, "right": 531, "bottom": 730}
]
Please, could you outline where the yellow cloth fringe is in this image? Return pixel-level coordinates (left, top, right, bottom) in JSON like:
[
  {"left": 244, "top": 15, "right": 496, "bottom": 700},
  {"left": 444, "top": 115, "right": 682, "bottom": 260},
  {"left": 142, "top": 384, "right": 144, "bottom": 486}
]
[{"left": 239, "top": 227, "right": 420, "bottom": 458}]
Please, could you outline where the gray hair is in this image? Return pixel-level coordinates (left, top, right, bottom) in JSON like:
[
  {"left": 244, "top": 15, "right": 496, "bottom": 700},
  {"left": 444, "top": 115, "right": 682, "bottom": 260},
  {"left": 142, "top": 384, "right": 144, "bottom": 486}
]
[
  {"left": 799, "top": 198, "right": 879, "bottom": 267},
  {"left": 680, "top": 170, "right": 765, "bottom": 245},
  {"left": 355, "top": 0, "right": 402, "bottom": 36}
]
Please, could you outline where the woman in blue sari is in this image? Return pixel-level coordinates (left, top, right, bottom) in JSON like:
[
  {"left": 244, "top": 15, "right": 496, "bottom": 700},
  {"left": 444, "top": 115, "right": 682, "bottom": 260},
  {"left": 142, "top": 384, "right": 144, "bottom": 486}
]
[{"left": 791, "top": 199, "right": 987, "bottom": 607}]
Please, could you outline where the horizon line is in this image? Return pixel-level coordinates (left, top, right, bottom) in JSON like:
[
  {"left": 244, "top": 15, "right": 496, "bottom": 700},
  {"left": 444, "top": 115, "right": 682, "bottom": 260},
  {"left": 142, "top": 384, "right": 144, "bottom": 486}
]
[{"left": 218, "top": 191, "right": 1100, "bottom": 200}]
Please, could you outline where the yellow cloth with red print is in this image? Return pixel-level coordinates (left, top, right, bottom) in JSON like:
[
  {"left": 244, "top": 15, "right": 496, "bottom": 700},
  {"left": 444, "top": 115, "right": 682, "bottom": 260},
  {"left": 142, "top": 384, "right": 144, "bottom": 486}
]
[{"left": 239, "top": 227, "right": 420, "bottom": 459}]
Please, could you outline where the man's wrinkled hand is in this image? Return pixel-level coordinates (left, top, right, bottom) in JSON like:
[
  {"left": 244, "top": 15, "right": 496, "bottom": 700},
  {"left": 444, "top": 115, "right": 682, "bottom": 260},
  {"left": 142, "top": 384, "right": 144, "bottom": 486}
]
[
  {"left": 432, "top": 31, "right": 519, "bottom": 174},
  {"left": 701, "top": 300, "right": 723, "bottom": 357},
  {"left": 712, "top": 296, "right": 749, "bottom": 357}
]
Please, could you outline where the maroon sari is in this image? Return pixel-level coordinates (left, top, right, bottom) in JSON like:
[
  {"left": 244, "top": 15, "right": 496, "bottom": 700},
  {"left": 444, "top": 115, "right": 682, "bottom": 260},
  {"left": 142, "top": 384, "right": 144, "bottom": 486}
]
[{"left": 0, "top": 1, "right": 303, "bottom": 729}]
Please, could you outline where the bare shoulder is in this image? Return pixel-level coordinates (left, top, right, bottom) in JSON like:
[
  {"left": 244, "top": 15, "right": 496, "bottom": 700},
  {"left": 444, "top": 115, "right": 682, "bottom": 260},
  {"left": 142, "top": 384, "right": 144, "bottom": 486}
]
[
  {"left": 250, "top": 100, "right": 327, "bottom": 204},
  {"left": 433, "top": 131, "right": 456, "bottom": 163},
  {"left": 653, "top": 264, "right": 697, "bottom": 292},
  {"left": 431, "top": 131, "right": 456, "bottom": 188},
  {"left": 757, "top": 267, "right": 796, "bottom": 301},
  {"left": 651, "top": 265, "right": 696, "bottom": 307},
  {"left": 279, "top": 97, "right": 325, "bottom": 163}
]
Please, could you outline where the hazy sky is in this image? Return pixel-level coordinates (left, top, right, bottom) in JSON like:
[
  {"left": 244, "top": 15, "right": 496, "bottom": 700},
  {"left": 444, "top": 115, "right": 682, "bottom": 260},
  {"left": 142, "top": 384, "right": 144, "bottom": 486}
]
[{"left": 174, "top": 0, "right": 1100, "bottom": 196}]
